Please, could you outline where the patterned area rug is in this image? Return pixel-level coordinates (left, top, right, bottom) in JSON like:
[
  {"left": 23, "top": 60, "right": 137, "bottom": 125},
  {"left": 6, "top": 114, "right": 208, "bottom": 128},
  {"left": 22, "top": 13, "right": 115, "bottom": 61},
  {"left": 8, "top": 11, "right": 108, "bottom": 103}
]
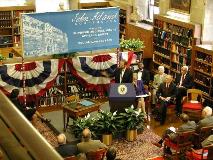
[
  {"left": 112, "top": 129, "right": 163, "bottom": 160},
  {"left": 32, "top": 116, "right": 163, "bottom": 160}
]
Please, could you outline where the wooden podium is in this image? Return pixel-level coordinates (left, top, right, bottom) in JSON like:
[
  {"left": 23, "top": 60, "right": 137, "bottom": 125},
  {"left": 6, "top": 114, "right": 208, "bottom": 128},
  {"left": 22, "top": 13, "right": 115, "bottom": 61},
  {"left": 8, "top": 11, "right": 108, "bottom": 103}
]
[{"left": 109, "top": 83, "right": 136, "bottom": 113}]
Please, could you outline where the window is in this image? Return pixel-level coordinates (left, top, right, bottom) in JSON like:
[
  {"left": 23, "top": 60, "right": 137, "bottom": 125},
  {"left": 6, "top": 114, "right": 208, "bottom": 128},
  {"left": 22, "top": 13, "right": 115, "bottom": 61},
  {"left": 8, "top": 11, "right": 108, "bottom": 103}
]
[
  {"left": 147, "top": 0, "right": 160, "bottom": 21},
  {"left": 135, "top": 0, "right": 159, "bottom": 23}
]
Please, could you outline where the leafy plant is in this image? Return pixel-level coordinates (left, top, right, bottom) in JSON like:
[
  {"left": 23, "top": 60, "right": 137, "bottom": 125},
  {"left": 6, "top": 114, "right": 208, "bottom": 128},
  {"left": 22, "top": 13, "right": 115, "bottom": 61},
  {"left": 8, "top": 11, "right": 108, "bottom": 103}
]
[
  {"left": 94, "top": 110, "right": 118, "bottom": 136},
  {"left": 117, "top": 105, "right": 145, "bottom": 130},
  {"left": 72, "top": 114, "right": 96, "bottom": 139},
  {"left": 52, "top": 52, "right": 78, "bottom": 59},
  {"left": 0, "top": 54, "right": 5, "bottom": 61},
  {"left": 120, "top": 38, "right": 145, "bottom": 51}
]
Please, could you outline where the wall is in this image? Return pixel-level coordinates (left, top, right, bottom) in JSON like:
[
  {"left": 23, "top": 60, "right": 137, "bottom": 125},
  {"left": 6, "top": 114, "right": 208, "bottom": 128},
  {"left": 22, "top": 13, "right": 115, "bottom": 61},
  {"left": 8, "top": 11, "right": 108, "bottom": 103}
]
[{"left": 36, "top": 0, "right": 69, "bottom": 12}]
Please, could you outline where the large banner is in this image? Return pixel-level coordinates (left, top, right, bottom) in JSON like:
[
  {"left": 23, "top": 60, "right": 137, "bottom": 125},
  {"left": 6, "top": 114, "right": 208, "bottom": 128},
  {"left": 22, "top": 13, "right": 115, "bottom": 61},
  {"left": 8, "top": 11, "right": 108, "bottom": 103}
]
[{"left": 22, "top": 7, "right": 119, "bottom": 57}]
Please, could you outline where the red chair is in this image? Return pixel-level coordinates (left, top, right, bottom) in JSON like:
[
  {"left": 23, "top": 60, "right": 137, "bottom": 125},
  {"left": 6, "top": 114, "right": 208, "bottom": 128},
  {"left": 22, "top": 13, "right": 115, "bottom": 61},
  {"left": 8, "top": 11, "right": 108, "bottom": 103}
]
[
  {"left": 183, "top": 89, "right": 203, "bottom": 121},
  {"left": 163, "top": 131, "right": 195, "bottom": 160},
  {"left": 86, "top": 148, "right": 107, "bottom": 160},
  {"left": 186, "top": 145, "right": 213, "bottom": 160}
]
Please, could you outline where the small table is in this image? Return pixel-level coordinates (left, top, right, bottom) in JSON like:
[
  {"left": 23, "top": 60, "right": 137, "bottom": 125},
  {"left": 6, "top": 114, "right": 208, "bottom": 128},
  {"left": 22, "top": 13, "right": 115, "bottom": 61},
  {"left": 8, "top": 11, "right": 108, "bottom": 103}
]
[{"left": 63, "top": 99, "right": 101, "bottom": 131}]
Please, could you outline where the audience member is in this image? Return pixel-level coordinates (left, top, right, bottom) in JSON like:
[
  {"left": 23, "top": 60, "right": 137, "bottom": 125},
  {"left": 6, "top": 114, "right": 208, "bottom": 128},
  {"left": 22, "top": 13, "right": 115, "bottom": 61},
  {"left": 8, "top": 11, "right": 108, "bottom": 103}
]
[
  {"left": 152, "top": 66, "right": 167, "bottom": 107},
  {"left": 196, "top": 106, "right": 213, "bottom": 132},
  {"left": 55, "top": 133, "right": 78, "bottom": 158},
  {"left": 156, "top": 75, "right": 176, "bottom": 125},
  {"left": 10, "top": 89, "right": 50, "bottom": 122},
  {"left": 77, "top": 128, "right": 108, "bottom": 153},
  {"left": 133, "top": 72, "right": 148, "bottom": 114},
  {"left": 201, "top": 135, "right": 213, "bottom": 147},
  {"left": 153, "top": 113, "right": 196, "bottom": 154},
  {"left": 101, "top": 60, "right": 133, "bottom": 83},
  {"left": 135, "top": 62, "right": 150, "bottom": 86},
  {"left": 106, "top": 147, "right": 121, "bottom": 160},
  {"left": 175, "top": 66, "right": 193, "bottom": 115}
]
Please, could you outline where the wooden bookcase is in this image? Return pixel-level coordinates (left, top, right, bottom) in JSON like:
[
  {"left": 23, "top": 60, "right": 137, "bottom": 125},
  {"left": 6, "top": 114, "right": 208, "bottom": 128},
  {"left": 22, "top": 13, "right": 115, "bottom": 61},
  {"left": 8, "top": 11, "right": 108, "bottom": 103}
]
[
  {"left": 0, "top": 6, "right": 35, "bottom": 49},
  {"left": 152, "top": 14, "right": 201, "bottom": 78},
  {"left": 193, "top": 45, "right": 213, "bottom": 105}
]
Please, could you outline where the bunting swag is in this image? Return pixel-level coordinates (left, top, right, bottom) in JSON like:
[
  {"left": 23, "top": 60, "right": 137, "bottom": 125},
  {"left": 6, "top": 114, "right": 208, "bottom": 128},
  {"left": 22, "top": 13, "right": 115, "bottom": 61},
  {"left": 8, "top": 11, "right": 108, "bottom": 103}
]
[
  {"left": 67, "top": 53, "right": 117, "bottom": 95},
  {"left": 0, "top": 59, "right": 64, "bottom": 102}
]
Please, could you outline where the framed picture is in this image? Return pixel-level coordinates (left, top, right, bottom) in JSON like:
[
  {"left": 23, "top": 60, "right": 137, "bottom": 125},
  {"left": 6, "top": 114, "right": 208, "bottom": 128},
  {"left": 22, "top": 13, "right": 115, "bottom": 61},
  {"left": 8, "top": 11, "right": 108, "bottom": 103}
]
[{"left": 170, "top": 0, "right": 191, "bottom": 13}]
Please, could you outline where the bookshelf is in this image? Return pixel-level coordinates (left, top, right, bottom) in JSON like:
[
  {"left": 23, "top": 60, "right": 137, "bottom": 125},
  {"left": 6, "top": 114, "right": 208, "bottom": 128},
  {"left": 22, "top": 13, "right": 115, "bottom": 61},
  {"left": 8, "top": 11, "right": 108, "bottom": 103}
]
[
  {"left": 152, "top": 14, "right": 201, "bottom": 78},
  {"left": 193, "top": 45, "right": 213, "bottom": 105},
  {"left": 0, "top": 6, "right": 35, "bottom": 48}
]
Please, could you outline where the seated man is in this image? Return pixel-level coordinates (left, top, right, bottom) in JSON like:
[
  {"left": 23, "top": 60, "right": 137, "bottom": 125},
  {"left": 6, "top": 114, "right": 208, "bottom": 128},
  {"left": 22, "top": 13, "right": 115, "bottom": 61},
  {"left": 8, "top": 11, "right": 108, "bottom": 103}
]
[
  {"left": 196, "top": 106, "right": 213, "bottom": 132},
  {"left": 175, "top": 66, "right": 193, "bottom": 115},
  {"left": 153, "top": 113, "right": 196, "bottom": 153},
  {"left": 152, "top": 66, "right": 167, "bottom": 108},
  {"left": 55, "top": 133, "right": 78, "bottom": 158},
  {"left": 77, "top": 128, "right": 108, "bottom": 153},
  {"left": 156, "top": 75, "right": 176, "bottom": 125}
]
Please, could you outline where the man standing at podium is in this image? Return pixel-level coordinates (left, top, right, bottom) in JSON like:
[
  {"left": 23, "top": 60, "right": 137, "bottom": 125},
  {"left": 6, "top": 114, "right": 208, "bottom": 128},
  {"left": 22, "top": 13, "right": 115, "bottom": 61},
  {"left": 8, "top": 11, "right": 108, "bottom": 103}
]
[
  {"left": 101, "top": 59, "right": 133, "bottom": 83},
  {"left": 114, "top": 60, "right": 133, "bottom": 83}
]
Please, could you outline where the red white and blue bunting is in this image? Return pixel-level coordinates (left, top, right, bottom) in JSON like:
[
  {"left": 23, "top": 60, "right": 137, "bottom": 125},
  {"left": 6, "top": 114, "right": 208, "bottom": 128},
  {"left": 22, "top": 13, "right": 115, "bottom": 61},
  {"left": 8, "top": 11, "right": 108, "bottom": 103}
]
[
  {"left": 67, "top": 53, "right": 117, "bottom": 95},
  {"left": 0, "top": 59, "right": 64, "bottom": 102}
]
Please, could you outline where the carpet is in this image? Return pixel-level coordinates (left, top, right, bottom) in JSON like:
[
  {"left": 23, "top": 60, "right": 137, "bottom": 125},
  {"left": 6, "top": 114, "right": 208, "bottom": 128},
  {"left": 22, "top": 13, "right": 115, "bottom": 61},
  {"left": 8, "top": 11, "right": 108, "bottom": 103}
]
[
  {"left": 111, "top": 128, "right": 163, "bottom": 160},
  {"left": 32, "top": 116, "right": 163, "bottom": 160}
]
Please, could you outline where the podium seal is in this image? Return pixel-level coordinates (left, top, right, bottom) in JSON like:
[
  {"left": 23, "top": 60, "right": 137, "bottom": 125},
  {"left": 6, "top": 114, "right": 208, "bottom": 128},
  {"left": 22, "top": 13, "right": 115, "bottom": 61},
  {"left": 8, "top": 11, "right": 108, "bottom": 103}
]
[{"left": 118, "top": 84, "right": 127, "bottom": 95}]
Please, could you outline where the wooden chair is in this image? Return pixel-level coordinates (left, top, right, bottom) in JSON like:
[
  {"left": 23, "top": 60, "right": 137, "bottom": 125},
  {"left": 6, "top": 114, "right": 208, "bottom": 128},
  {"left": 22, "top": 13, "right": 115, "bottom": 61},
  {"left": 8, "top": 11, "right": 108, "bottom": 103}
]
[
  {"left": 163, "top": 130, "right": 195, "bottom": 160},
  {"left": 183, "top": 89, "right": 203, "bottom": 121},
  {"left": 186, "top": 145, "right": 213, "bottom": 160},
  {"left": 193, "top": 126, "right": 213, "bottom": 149},
  {"left": 86, "top": 148, "right": 107, "bottom": 160},
  {"left": 64, "top": 155, "right": 77, "bottom": 160}
]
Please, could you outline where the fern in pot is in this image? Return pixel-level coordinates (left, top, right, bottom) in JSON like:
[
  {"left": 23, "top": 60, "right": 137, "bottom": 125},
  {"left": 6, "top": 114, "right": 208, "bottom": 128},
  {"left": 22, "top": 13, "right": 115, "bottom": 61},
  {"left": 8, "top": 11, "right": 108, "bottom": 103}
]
[
  {"left": 120, "top": 38, "right": 145, "bottom": 52},
  {"left": 94, "top": 110, "right": 118, "bottom": 145},
  {"left": 117, "top": 105, "right": 145, "bottom": 141}
]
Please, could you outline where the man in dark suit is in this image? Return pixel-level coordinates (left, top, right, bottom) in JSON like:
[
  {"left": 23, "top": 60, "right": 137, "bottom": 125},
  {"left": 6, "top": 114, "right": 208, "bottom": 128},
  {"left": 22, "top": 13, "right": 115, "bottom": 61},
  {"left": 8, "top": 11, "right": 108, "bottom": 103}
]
[
  {"left": 175, "top": 66, "right": 193, "bottom": 115},
  {"left": 135, "top": 62, "right": 150, "bottom": 86},
  {"left": 101, "top": 59, "right": 133, "bottom": 83},
  {"left": 156, "top": 75, "right": 176, "bottom": 125},
  {"left": 114, "top": 60, "right": 133, "bottom": 83},
  {"left": 77, "top": 128, "right": 108, "bottom": 153},
  {"left": 55, "top": 133, "right": 78, "bottom": 158}
]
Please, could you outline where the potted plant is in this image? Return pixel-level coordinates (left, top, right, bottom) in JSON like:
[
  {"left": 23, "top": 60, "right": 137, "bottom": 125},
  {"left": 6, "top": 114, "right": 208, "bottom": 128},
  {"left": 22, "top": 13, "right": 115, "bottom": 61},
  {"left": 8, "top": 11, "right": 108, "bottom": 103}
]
[
  {"left": 72, "top": 113, "right": 96, "bottom": 139},
  {"left": 94, "top": 110, "right": 118, "bottom": 145},
  {"left": 117, "top": 105, "right": 145, "bottom": 141},
  {"left": 0, "top": 54, "right": 5, "bottom": 65},
  {"left": 120, "top": 38, "right": 145, "bottom": 52}
]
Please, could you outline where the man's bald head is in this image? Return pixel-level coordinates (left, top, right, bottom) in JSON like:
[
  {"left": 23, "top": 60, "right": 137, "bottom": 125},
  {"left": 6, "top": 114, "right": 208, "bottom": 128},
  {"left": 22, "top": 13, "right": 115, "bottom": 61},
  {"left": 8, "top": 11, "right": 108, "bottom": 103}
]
[
  {"left": 82, "top": 128, "right": 91, "bottom": 142},
  {"left": 57, "top": 133, "right": 66, "bottom": 145}
]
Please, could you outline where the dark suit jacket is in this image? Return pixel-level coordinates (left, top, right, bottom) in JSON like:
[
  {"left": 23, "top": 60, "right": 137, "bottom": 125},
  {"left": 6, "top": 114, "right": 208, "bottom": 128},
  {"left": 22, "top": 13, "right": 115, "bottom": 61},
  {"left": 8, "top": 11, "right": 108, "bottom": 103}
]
[
  {"left": 175, "top": 72, "right": 193, "bottom": 89},
  {"left": 156, "top": 82, "right": 176, "bottom": 99},
  {"left": 196, "top": 116, "right": 213, "bottom": 132},
  {"left": 56, "top": 144, "right": 78, "bottom": 158},
  {"left": 135, "top": 69, "right": 150, "bottom": 85},
  {"left": 114, "top": 68, "right": 133, "bottom": 83}
]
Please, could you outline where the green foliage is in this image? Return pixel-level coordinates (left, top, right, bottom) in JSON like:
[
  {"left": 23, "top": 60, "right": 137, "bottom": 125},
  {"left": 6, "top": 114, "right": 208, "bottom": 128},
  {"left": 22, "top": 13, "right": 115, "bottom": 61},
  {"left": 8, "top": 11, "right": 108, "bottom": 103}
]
[
  {"left": 52, "top": 52, "right": 78, "bottom": 59},
  {"left": 0, "top": 54, "right": 5, "bottom": 61},
  {"left": 94, "top": 110, "right": 118, "bottom": 136},
  {"left": 72, "top": 114, "right": 96, "bottom": 139},
  {"left": 117, "top": 106, "right": 145, "bottom": 130},
  {"left": 120, "top": 38, "right": 145, "bottom": 51}
]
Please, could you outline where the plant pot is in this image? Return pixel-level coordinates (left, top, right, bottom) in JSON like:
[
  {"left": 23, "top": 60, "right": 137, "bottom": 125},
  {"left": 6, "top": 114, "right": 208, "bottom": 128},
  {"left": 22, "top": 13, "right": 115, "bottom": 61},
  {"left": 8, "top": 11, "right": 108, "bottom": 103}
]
[
  {"left": 126, "top": 129, "right": 137, "bottom": 141},
  {"left": 102, "top": 134, "right": 112, "bottom": 146}
]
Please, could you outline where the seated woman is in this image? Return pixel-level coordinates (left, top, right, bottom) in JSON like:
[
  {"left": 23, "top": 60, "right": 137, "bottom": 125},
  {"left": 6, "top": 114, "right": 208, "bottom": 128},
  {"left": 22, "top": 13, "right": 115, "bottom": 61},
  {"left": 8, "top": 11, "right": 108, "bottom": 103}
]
[
  {"left": 132, "top": 72, "right": 149, "bottom": 114},
  {"left": 9, "top": 89, "right": 50, "bottom": 122}
]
